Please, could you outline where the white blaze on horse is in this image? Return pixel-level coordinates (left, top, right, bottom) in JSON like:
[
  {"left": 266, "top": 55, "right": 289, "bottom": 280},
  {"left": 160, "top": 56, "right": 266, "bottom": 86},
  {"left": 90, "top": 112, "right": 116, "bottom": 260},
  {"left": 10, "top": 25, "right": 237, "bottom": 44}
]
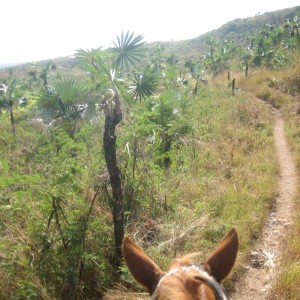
[{"left": 123, "top": 228, "right": 238, "bottom": 300}]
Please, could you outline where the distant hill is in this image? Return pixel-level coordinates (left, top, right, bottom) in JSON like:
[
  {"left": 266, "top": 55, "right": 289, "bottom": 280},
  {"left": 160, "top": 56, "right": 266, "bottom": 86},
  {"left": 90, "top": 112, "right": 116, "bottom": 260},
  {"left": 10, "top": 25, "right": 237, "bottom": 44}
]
[
  {"left": 154, "top": 6, "right": 300, "bottom": 60},
  {"left": 0, "top": 63, "right": 18, "bottom": 69},
  {"left": 0, "top": 6, "right": 299, "bottom": 76}
]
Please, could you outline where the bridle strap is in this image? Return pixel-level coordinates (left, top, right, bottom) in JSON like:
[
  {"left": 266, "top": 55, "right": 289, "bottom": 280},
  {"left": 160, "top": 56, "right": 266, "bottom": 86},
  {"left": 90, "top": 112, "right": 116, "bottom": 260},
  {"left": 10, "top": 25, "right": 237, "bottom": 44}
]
[{"left": 151, "top": 264, "right": 227, "bottom": 300}]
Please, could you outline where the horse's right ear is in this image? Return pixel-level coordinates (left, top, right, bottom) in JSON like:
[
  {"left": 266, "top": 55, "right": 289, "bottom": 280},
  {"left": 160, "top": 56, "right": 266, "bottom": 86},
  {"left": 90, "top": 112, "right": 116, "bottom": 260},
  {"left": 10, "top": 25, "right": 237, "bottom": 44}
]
[
  {"left": 204, "top": 228, "right": 239, "bottom": 283},
  {"left": 122, "top": 236, "right": 164, "bottom": 295}
]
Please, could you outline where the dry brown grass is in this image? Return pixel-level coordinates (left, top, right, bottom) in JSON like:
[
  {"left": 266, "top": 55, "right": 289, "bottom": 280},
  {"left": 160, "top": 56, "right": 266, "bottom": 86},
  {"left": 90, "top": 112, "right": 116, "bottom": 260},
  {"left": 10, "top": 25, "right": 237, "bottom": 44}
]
[
  {"left": 104, "top": 285, "right": 148, "bottom": 300},
  {"left": 114, "top": 74, "right": 278, "bottom": 298}
]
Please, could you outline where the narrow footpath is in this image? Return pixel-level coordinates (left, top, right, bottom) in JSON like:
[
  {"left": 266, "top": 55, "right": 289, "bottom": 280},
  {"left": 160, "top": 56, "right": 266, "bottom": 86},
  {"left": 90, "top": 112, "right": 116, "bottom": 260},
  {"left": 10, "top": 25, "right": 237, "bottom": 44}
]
[{"left": 231, "top": 109, "right": 298, "bottom": 300}]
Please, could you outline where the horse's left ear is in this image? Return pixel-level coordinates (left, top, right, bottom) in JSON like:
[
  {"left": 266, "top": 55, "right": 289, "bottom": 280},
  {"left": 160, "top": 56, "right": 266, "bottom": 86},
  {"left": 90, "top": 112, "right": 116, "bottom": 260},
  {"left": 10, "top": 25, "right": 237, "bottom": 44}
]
[
  {"left": 203, "top": 228, "right": 239, "bottom": 283},
  {"left": 122, "top": 236, "right": 165, "bottom": 295}
]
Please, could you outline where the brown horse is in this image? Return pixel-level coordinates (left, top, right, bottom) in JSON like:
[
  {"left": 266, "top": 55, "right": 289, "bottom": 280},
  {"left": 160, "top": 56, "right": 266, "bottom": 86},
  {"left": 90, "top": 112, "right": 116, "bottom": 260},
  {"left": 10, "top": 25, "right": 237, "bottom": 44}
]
[{"left": 122, "top": 228, "right": 238, "bottom": 300}]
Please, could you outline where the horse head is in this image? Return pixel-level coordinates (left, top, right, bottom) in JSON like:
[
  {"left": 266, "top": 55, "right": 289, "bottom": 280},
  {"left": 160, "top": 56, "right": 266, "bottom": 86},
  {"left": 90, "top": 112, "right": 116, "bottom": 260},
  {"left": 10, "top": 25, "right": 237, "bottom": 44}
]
[{"left": 122, "top": 228, "right": 238, "bottom": 300}]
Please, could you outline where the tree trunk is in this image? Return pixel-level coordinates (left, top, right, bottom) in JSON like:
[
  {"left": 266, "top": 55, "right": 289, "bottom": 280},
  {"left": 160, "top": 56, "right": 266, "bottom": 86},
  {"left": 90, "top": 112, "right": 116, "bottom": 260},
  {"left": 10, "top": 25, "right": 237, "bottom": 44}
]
[
  {"left": 163, "top": 134, "right": 172, "bottom": 169},
  {"left": 103, "top": 90, "right": 124, "bottom": 269},
  {"left": 245, "top": 63, "right": 249, "bottom": 77},
  {"left": 9, "top": 104, "right": 16, "bottom": 136},
  {"left": 232, "top": 78, "right": 236, "bottom": 95},
  {"left": 210, "top": 45, "right": 217, "bottom": 74},
  {"left": 43, "top": 76, "right": 48, "bottom": 87},
  {"left": 193, "top": 79, "right": 199, "bottom": 95}
]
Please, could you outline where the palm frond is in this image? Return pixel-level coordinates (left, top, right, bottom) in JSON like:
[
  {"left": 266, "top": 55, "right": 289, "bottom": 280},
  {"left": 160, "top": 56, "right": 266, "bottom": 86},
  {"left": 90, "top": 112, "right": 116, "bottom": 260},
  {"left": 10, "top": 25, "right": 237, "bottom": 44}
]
[
  {"left": 110, "top": 31, "right": 145, "bottom": 70},
  {"left": 128, "top": 68, "right": 158, "bottom": 102},
  {"left": 38, "top": 85, "right": 66, "bottom": 122},
  {"left": 0, "top": 84, "right": 8, "bottom": 94},
  {"left": 37, "top": 75, "right": 101, "bottom": 127},
  {"left": 82, "top": 96, "right": 101, "bottom": 121},
  {"left": 75, "top": 48, "right": 111, "bottom": 78},
  {"left": 56, "top": 77, "right": 87, "bottom": 104}
]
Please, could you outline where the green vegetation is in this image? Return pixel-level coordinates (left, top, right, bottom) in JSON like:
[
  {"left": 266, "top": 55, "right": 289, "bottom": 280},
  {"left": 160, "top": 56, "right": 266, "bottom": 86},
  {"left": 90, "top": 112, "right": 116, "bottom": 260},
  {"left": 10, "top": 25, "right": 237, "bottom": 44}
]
[{"left": 0, "top": 7, "right": 300, "bottom": 299}]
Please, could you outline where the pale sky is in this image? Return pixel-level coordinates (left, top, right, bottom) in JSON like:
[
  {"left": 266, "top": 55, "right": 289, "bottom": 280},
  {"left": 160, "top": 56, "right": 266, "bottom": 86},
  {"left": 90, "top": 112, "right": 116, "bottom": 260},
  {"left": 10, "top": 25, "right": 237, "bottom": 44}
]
[{"left": 1, "top": 0, "right": 299, "bottom": 64}]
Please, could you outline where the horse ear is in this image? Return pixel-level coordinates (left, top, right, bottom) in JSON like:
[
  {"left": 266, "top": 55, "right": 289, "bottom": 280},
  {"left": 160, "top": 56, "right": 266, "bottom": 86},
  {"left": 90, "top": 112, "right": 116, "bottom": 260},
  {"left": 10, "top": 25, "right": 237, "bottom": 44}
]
[
  {"left": 204, "top": 228, "right": 239, "bottom": 283},
  {"left": 122, "top": 236, "right": 164, "bottom": 295}
]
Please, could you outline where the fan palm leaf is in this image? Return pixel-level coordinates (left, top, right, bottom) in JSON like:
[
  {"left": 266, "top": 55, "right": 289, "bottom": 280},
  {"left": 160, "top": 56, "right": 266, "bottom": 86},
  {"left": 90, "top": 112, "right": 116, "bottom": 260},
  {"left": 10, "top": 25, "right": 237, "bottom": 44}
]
[
  {"left": 38, "top": 77, "right": 90, "bottom": 124},
  {"left": 76, "top": 48, "right": 112, "bottom": 78},
  {"left": 128, "top": 67, "right": 158, "bottom": 102},
  {"left": 111, "top": 31, "right": 145, "bottom": 70}
]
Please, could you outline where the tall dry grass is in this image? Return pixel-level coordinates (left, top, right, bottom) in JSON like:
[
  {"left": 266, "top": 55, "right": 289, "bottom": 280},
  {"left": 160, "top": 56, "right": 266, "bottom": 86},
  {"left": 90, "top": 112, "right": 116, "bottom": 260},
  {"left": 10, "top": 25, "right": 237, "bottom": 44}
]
[
  {"left": 118, "top": 60, "right": 300, "bottom": 298},
  {"left": 118, "top": 80, "right": 279, "bottom": 296}
]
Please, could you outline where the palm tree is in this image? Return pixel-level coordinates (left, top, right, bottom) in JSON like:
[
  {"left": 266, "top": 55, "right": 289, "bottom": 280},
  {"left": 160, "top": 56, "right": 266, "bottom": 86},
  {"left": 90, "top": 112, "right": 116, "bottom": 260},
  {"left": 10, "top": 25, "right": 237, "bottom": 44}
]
[
  {"left": 128, "top": 66, "right": 158, "bottom": 102},
  {"left": 185, "top": 58, "right": 206, "bottom": 95},
  {"left": 37, "top": 77, "right": 94, "bottom": 138},
  {"left": 205, "top": 37, "right": 218, "bottom": 74},
  {"left": 0, "top": 80, "right": 26, "bottom": 136},
  {"left": 40, "top": 61, "right": 56, "bottom": 87},
  {"left": 76, "top": 32, "right": 157, "bottom": 269}
]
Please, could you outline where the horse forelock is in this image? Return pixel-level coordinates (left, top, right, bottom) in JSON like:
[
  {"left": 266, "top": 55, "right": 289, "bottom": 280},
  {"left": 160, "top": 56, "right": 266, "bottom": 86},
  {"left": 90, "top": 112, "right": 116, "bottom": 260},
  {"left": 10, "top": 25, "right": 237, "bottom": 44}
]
[
  {"left": 170, "top": 253, "right": 200, "bottom": 269},
  {"left": 151, "top": 263, "right": 219, "bottom": 300},
  {"left": 153, "top": 273, "right": 216, "bottom": 299}
]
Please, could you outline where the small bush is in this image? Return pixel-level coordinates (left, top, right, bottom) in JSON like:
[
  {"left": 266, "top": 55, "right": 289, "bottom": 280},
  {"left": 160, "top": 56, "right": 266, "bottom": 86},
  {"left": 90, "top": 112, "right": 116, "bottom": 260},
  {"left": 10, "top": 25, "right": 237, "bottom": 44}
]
[
  {"left": 268, "top": 91, "right": 290, "bottom": 108},
  {"left": 256, "top": 88, "right": 271, "bottom": 101}
]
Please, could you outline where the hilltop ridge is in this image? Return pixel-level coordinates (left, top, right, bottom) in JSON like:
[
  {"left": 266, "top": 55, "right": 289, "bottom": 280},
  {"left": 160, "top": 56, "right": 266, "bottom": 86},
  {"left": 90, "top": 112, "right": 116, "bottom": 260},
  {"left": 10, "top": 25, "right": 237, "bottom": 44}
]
[
  {"left": 0, "top": 5, "right": 299, "bottom": 72},
  {"left": 157, "top": 5, "right": 300, "bottom": 59}
]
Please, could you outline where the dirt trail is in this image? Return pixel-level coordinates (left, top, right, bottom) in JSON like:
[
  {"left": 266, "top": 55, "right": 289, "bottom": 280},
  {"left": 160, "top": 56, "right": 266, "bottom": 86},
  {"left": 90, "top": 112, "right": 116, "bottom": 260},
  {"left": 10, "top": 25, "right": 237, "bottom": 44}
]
[{"left": 230, "top": 109, "right": 298, "bottom": 300}]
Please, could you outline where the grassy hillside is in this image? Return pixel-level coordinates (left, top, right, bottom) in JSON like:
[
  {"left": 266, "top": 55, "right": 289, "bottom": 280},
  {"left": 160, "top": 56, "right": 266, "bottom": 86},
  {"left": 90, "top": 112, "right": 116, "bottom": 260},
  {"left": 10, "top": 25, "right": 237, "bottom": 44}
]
[
  {"left": 0, "top": 72, "right": 278, "bottom": 299},
  {"left": 0, "top": 6, "right": 300, "bottom": 300}
]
